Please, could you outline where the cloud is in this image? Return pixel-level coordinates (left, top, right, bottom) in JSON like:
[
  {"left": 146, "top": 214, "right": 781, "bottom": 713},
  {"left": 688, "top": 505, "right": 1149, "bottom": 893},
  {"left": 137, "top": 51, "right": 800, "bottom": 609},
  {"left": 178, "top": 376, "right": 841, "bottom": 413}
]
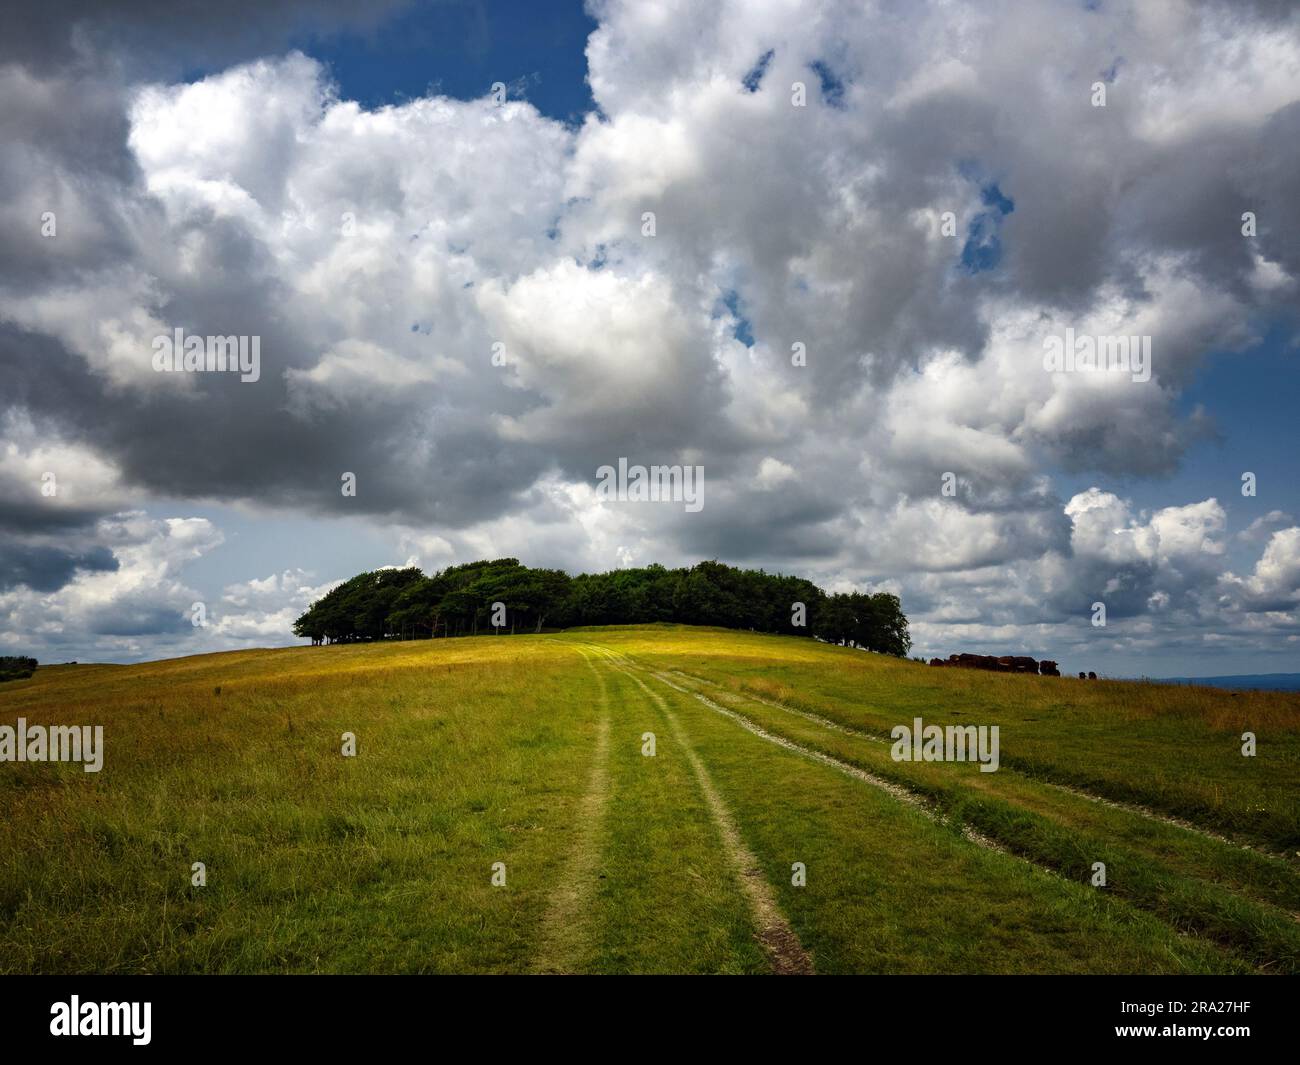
[
  {"left": 0, "top": 0, "right": 1297, "bottom": 667},
  {"left": 0, "top": 513, "right": 222, "bottom": 659},
  {"left": 212, "top": 568, "right": 338, "bottom": 641},
  {"left": 0, "top": 543, "right": 118, "bottom": 593},
  {"left": 1222, "top": 527, "right": 1300, "bottom": 612}
]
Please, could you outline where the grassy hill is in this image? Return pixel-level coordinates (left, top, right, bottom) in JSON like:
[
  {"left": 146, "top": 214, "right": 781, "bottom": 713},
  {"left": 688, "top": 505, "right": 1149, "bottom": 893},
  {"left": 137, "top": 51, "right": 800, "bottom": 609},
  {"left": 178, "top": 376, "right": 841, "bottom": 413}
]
[{"left": 2, "top": 625, "right": 1297, "bottom": 974}]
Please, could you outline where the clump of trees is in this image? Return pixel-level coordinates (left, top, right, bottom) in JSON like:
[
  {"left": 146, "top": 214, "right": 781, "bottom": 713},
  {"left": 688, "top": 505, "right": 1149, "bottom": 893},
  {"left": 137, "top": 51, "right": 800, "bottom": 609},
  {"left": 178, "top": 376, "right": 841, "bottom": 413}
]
[
  {"left": 293, "top": 558, "right": 910, "bottom": 656},
  {"left": 0, "top": 656, "right": 38, "bottom": 682}
]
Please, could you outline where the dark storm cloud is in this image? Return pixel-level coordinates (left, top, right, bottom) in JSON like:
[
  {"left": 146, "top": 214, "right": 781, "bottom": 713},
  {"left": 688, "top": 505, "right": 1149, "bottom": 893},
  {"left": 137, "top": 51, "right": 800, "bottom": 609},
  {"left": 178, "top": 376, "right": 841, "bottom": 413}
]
[
  {"left": 0, "top": 541, "right": 117, "bottom": 592},
  {"left": 83, "top": 599, "right": 189, "bottom": 637},
  {"left": 1247, "top": 101, "right": 1300, "bottom": 285},
  {"left": 670, "top": 489, "right": 846, "bottom": 565}
]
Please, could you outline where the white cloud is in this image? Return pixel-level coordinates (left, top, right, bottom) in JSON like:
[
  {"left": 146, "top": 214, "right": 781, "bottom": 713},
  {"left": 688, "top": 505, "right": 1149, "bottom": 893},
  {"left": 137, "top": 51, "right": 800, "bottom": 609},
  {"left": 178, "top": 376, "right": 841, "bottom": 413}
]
[{"left": 1, "top": 0, "right": 1297, "bottom": 670}]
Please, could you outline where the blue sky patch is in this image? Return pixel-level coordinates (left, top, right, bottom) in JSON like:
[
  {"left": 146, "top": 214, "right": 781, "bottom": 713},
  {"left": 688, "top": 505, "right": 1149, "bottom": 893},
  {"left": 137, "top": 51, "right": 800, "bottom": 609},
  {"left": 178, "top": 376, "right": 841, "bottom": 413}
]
[
  {"left": 960, "top": 181, "right": 1014, "bottom": 273},
  {"left": 743, "top": 49, "right": 775, "bottom": 92},
  {"left": 291, "top": 0, "right": 598, "bottom": 121},
  {"left": 809, "top": 60, "right": 847, "bottom": 108},
  {"left": 720, "top": 290, "right": 755, "bottom": 347}
]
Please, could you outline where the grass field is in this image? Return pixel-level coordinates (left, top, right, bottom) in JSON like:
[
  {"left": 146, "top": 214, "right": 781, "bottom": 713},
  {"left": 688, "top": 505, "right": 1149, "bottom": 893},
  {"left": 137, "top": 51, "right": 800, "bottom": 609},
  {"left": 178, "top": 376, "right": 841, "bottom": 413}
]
[{"left": 2, "top": 625, "right": 1297, "bottom": 974}]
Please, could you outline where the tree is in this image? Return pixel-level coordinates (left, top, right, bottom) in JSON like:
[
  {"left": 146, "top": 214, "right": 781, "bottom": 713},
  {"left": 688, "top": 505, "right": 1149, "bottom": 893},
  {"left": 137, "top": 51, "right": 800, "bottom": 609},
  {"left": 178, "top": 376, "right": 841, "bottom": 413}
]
[
  {"left": 0, "top": 656, "right": 37, "bottom": 682},
  {"left": 294, "top": 557, "right": 910, "bottom": 655},
  {"left": 810, "top": 592, "right": 910, "bottom": 656}
]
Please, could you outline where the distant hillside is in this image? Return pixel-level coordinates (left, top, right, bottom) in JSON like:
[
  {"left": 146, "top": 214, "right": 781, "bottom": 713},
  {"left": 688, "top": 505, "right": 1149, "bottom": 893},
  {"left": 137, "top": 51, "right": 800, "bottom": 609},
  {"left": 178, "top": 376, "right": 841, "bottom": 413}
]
[{"left": 1152, "top": 673, "right": 1300, "bottom": 692}]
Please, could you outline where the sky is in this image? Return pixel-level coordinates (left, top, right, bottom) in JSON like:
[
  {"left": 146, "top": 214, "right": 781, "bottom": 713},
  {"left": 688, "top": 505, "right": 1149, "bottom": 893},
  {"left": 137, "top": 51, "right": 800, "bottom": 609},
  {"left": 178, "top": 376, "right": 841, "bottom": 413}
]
[{"left": 1, "top": 0, "right": 1298, "bottom": 677}]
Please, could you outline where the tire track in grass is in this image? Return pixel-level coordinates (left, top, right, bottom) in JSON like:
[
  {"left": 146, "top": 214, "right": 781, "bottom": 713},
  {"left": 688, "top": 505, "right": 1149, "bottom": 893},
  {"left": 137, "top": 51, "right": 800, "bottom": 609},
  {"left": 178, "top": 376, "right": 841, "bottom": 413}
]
[
  {"left": 581, "top": 644, "right": 1299, "bottom": 971},
  {"left": 657, "top": 662, "right": 1300, "bottom": 903},
  {"left": 530, "top": 650, "right": 612, "bottom": 974},
  {"left": 606, "top": 659, "right": 814, "bottom": 975},
  {"left": 579, "top": 645, "right": 1004, "bottom": 852},
  {"left": 639, "top": 662, "right": 1010, "bottom": 855},
  {"left": 664, "top": 667, "right": 1291, "bottom": 863}
]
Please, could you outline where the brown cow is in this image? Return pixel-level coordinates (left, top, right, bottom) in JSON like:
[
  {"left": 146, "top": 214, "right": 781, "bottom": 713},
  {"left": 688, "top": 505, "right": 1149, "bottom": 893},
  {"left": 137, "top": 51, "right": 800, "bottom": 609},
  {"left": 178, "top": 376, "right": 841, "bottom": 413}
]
[
  {"left": 999, "top": 656, "right": 1038, "bottom": 673},
  {"left": 942, "top": 652, "right": 1041, "bottom": 673}
]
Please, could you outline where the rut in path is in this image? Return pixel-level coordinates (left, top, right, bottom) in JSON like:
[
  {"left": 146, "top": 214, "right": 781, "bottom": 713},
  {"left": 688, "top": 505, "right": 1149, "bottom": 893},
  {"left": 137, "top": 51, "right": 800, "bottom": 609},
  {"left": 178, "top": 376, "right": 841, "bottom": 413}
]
[
  {"left": 604, "top": 659, "right": 814, "bottom": 976},
  {"left": 582, "top": 643, "right": 1295, "bottom": 973},
  {"left": 581, "top": 644, "right": 1001, "bottom": 847},
  {"left": 641, "top": 662, "right": 1010, "bottom": 855},
  {"left": 663, "top": 667, "right": 1294, "bottom": 865},
  {"left": 530, "top": 651, "right": 613, "bottom": 974}
]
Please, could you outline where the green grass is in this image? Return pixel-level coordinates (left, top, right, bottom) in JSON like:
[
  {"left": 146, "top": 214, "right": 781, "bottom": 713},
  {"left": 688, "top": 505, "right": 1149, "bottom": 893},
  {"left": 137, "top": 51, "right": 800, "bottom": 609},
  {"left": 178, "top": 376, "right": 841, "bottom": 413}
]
[
  {"left": 593, "top": 626, "right": 1300, "bottom": 851},
  {"left": 564, "top": 661, "right": 768, "bottom": 974},
  {"left": 1, "top": 625, "right": 1296, "bottom": 973}
]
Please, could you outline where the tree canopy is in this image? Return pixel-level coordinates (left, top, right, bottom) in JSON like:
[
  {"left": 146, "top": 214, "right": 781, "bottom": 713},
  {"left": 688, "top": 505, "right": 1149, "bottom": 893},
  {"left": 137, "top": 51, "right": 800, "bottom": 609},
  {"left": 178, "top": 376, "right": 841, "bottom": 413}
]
[
  {"left": 293, "top": 559, "right": 910, "bottom": 656},
  {"left": 0, "top": 656, "right": 38, "bottom": 682}
]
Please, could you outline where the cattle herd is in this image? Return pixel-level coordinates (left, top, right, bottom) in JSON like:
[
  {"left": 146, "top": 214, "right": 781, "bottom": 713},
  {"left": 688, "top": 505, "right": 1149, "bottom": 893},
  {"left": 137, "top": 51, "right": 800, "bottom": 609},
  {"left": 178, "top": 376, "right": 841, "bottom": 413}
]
[{"left": 927, "top": 653, "right": 1097, "bottom": 679}]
